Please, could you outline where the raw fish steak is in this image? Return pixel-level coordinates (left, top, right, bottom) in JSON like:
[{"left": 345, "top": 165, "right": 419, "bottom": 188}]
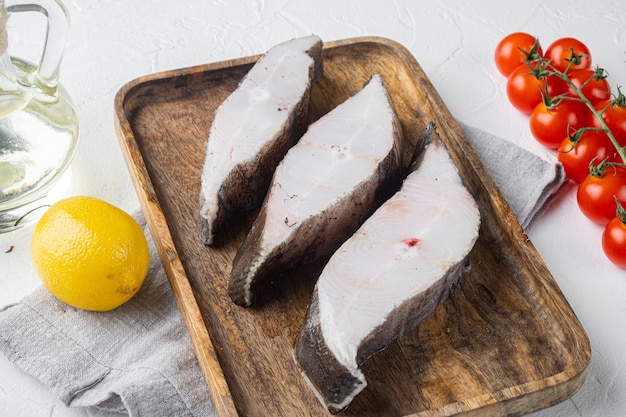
[
  {"left": 229, "top": 75, "right": 404, "bottom": 307},
  {"left": 296, "top": 124, "right": 481, "bottom": 413},
  {"left": 198, "top": 35, "right": 323, "bottom": 245}
]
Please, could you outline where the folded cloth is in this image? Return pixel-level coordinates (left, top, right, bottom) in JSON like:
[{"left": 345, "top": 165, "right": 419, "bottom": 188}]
[
  {"left": 0, "top": 215, "right": 216, "bottom": 417},
  {"left": 458, "top": 122, "right": 567, "bottom": 229},
  {"left": 0, "top": 124, "right": 564, "bottom": 416}
]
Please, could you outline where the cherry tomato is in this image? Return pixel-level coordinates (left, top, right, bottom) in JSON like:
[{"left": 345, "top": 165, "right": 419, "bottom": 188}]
[
  {"left": 593, "top": 99, "right": 626, "bottom": 147},
  {"left": 557, "top": 130, "right": 618, "bottom": 183},
  {"left": 577, "top": 166, "right": 626, "bottom": 225},
  {"left": 602, "top": 213, "right": 626, "bottom": 268},
  {"left": 529, "top": 100, "right": 586, "bottom": 149},
  {"left": 506, "top": 65, "right": 548, "bottom": 114},
  {"left": 578, "top": 103, "right": 597, "bottom": 127},
  {"left": 494, "top": 32, "right": 542, "bottom": 77},
  {"left": 567, "top": 69, "right": 611, "bottom": 104},
  {"left": 544, "top": 37, "right": 591, "bottom": 73},
  {"left": 546, "top": 73, "right": 569, "bottom": 98}
]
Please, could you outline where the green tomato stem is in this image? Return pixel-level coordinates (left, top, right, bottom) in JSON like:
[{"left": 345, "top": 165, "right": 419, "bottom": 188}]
[{"left": 615, "top": 197, "right": 626, "bottom": 224}]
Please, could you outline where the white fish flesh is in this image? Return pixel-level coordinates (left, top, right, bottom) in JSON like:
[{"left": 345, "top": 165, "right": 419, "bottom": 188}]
[
  {"left": 295, "top": 124, "right": 481, "bottom": 413},
  {"left": 198, "top": 35, "right": 323, "bottom": 245},
  {"left": 228, "top": 75, "right": 404, "bottom": 307}
]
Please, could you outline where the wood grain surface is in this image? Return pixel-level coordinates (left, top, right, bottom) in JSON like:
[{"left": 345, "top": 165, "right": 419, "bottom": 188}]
[{"left": 114, "top": 37, "right": 591, "bottom": 417}]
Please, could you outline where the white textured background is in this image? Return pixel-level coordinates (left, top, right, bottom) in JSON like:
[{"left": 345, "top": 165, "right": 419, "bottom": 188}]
[{"left": 1, "top": 0, "right": 625, "bottom": 415}]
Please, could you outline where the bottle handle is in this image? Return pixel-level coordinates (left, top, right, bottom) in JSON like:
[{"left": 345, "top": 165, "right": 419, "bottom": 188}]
[{"left": 6, "top": 0, "right": 69, "bottom": 92}]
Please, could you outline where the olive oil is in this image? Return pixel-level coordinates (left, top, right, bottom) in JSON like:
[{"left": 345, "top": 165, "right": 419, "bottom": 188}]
[{"left": 0, "top": 1, "right": 78, "bottom": 231}]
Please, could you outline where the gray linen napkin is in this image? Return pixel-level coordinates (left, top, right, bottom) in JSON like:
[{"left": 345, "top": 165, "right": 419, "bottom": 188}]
[
  {"left": 0, "top": 215, "right": 217, "bottom": 417},
  {"left": 0, "top": 124, "right": 565, "bottom": 416},
  {"left": 458, "top": 122, "right": 566, "bottom": 229}
]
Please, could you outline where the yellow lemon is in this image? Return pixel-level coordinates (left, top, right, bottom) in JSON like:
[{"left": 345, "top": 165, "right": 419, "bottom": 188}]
[{"left": 31, "top": 196, "right": 150, "bottom": 312}]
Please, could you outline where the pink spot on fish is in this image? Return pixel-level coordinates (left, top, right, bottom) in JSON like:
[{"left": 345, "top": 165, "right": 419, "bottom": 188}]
[
  {"left": 402, "top": 238, "right": 421, "bottom": 247},
  {"left": 395, "top": 238, "right": 421, "bottom": 260}
]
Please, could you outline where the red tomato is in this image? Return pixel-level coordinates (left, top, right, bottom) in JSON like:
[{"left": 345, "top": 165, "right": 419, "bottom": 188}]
[
  {"left": 506, "top": 65, "right": 548, "bottom": 114},
  {"left": 494, "top": 32, "right": 542, "bottom": 77},
  {"left": 529, "top": 100, "right": 586, "bottom": 149},
  {"left": 546, "top": 74, "right": 569, "bottom": 97},
  {"left": 578, "top": 103, "right": 597, "bottom": 127},
  {"left": 558, "top": 131, "right": 618, "bottom": 183},
  {"left": 602, "top": 214, "right": 626, "bottom": 268},
  {"left": 593, "top": 99, "right": 626, "bottom": 147},
  {"left": 567, "top": 69, "right": 611, "bottom": 104},
  {"left": 544, "top": 37, "right": 592, "bottom": 73},
  {"left": 577, "top": 166, "right": 626, "bottom": 225}
]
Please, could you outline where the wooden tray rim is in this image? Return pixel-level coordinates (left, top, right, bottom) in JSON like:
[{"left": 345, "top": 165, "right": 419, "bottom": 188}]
[{"left": 113, "top": 36, "right": 591, "bottom": 417}]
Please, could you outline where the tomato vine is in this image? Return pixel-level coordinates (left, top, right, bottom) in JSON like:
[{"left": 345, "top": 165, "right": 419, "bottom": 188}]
[
  {"left": 525, "top": 42, "right": 626, "bottom": 165},
  {"left": 495, "top": 33, "right": 626, "bottom": 268}
]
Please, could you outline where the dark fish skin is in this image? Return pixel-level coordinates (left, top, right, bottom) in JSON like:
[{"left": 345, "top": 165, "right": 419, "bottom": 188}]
[
  {"left": 296, "top": 257, "right": 469, "bottom": 414},
  {"left": 228, "top": 76, "right": 405, "bottom": 307},
  {"left": 296, "top": 290, "right": 367, "bottom": 414},
  {"left": 198, "top": 36, "right": 323, "bottom": 246}
]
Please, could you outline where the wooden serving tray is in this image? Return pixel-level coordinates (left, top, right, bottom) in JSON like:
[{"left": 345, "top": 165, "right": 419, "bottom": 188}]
[{"left": 114, "top": 37, "right": 590, "bottom": 417}]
